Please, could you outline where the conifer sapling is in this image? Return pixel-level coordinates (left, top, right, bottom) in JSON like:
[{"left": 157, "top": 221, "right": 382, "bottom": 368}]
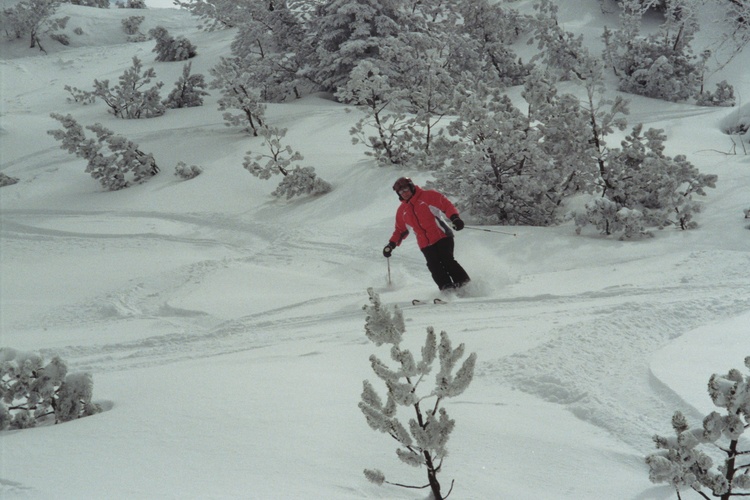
[{"left": 360, "top": 288, "right": 476, "bottom": 500}]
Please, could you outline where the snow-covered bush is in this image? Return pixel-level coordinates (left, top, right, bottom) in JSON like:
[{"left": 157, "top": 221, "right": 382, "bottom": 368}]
[
  {"left": 271, "top": 166, "right": 332, "bottom": 199},
  {"left": 209, "top": 56, "right": 266, "bottom": 136},
  {"left": 163, "top": 62, "right": 209, "bottom": 109},
  {"left": 243, "top": 125, "right": 331, "bottom": 199},
  {"left": 0, "top": 172, "right": 20, "bottom": 187},
  {"left": 645, "top": 356, "right": 750, "bottom": 499},
  {"left": 174, "top": 161, "right": 202, "bottom": 180},
  {"left": 67, "top": 0, "right": 109, "bottom": 7},
  {"left": 173, "top": 0, "right": 248, "bottom": 30},
  {"left": 696, "top": 80, "right": 736, "bottom": 107},
  {"left": 603, "top": 0, "right": 707, "bottom": 102},
  {"left": 721, "top": 103, "right": 750, "bottom": 143},
  {"left": 48, "top": 113, "right": 159, "bottom": 191},
  {"left": 149, "top": 26, "right": 197, "bottom": 62},
  {"left": 117, "top": 0, "right": 146, "bottom": 8},
  {"left": 336, "top": 61, "right": 414, "bottom": 166},
  {"left": 49, "top": 32, "right": 69, "bottom": 45},
  {"left": 121, "top": 15, "right": 144, "bottom": 35},
  {"left": 458, "top": 0, "right": 530, "bottom": 86},
  {"left": 574, "top": 198, "right": 649, "bottom": 240},
  {"left": 576, "top": 124, "right": 717, "bottom": 238},
  {"left": 0, "top": 348, "right": 101, "bottom": 430},
  {"left": 307, "top": 0, "right": 406, "bottom": 94},
  {"left": 360, "top": 288, "right": 476, "bottom": 500},
  {"left": 91, "top": 57, "right": 165, "bottom": 119},
  {"left": 64, "top": 84, "right": 96, "bottom": 104},
  {"left": 430, "top": 81, "right": 574, "bottom": 227},
  {"left": 1, "top": 0, "right": 70, "bottom": 53}
]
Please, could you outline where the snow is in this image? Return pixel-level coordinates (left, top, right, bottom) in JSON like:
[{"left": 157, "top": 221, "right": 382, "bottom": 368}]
[{"left": 1, "top": 2, "right": 749, "bottom": 499}]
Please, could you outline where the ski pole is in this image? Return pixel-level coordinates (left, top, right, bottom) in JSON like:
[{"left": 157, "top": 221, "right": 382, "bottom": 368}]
[
  {"left": 464, "top": 225, "right": 518, "bottom": 237},
  {"left": 386, "top": 256, "right": 392, "bottom": 286}
]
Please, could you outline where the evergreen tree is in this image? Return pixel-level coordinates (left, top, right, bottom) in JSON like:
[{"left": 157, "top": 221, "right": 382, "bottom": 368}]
[
  {"left": 229, "top": 1, "right": 310, "bottom": 101},
  {"left": 48, "top": 113, "right": 159, "bottom": 190},
  {"left": 209, "top": 56, "right": 267, "bottom": 135},
  {"left": 646, "top": 357, "right": 750, "bottom": 500},
  {"left": 575, "top": 124, "right": 717, "bottom": 237},
  {"left": 336, "top": 61, "right": 414, "bottom": 166},
  {"left": 163, "top": 62, "right": 209, "bottom": 109},
  {"left": 242, "top": 125, "right": 331, "bottom": 198},
  {"left": 1, "top": 0, "right": 69, "bottom": 53},
  {"left": 121, "top": 15, "right": 144, "bottom": 36},
  {"left": 429, "top": 83, "right": 561, "bottom": 226},
  {"left": 91, "top": 56, "right": 165, "bottom": 119},
  {"left": 457, "top": 0, "right": 530, "bottom": 86},
  {"left": 360, "top": 288, "right": 476, "bottom": 500},
  {"left": 0, "top": 348, "right": 101, "bottom": 430},
  {"left": 603, "top": 0, "right": 707, "bottom": 102},
  {"left": 149, "top": 26, "right": 197, "bottom": 62},
  {"left": 307, "top": 0, "right": 409, "bottom": 93},
  {"left": 173, "top": 0, "right": 252, "bottom": 30}
]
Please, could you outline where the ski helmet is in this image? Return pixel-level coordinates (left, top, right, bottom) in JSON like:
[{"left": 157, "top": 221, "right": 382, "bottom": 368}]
[{"left": 392, "top": 177, "right": 415, "bottom": 197}]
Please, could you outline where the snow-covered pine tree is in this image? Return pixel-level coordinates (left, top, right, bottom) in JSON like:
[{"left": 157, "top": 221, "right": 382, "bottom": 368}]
[
  {"left": 522, "top": 69, "right": 598, "bottom": 208},
  {"left": 456, "top": 0, "right": 530, "bottom": 86},
  {"left": 149, "top": 26, "right": 197, "bottom": 62},
  {"left": 360, "top": 288, "right": 476, "bottom": 500},
  {"left": 527, "top": 1, "right": 717, "bottom": 237},
  {"left": 122, "top": 16, "right": 147, "bottom": 42},
  {"left": 646, "top": 356, "right": 750, "bottom": 500},
  {"left": 575, "top": 124, "right": 717, "bottom": 238},
  {"left": 173, "top": 0, "right": 250, "bottom": 30},
  {"left": 603, "top": 0, "right": 708, "bottom": 102},
  {"left": 695, "top": 80, "right": 736, "bottom": 107},
  {"left": 48, "top": 113, "right": 159, "bottom": 190},
  {"left": 429, "top": 82, "right": 563, "bottom": 226},
  {"left": 242, "top": 125, "right": 331, "bottom": 198},
  {"left": 91, "top": 56, "right": 165, "bottom": 119},
  {"left": 0, "top": 348, "right": 101, "bottom": 430},
  {"left": 163, "top": 62, "right": 209, "bottom": 109},
  {"left": 209, "top": 56, "right": 266, "bottom": 136},
  {"left": 336, "top": 61, "right": 414, "bottom": 166},
  {"left": 121, "top": 15, "right": 144, "bottom": 36},
  {"left": 228, "top": 0, "right": 309, "bottom": 101},
  {"left": 1, "top": 0, "right": 69, "bottom": 53},
  {"left": 376, "top": 32, "right": 461, "bottom": 166},
  {"left": 307, "top": 0, "right": 408, "bottom": 93}
]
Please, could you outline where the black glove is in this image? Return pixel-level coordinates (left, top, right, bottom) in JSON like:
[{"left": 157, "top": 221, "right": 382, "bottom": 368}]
[
  {"left": 383, "top": 242, "right": 396, "bottom": 258},
  {"left": 450, "top": 215, "right": 464, "bottom": 231}
]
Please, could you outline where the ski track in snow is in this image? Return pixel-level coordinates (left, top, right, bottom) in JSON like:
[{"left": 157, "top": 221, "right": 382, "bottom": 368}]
[
  {"left": 483, "top": 249, "right": 750, "bottom": 454},
  {"left": 3, "top": 212, "right": 750, "bottom": 457}
]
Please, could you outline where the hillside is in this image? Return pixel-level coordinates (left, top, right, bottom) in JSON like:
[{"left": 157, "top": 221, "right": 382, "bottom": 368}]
[{"left": 1, "top": 2, "right": 749, "bottom": 499}]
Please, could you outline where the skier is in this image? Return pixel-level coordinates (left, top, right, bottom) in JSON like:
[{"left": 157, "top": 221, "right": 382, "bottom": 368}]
[{"left": 382, "top": 177, "right": 471, "bottom": 291}]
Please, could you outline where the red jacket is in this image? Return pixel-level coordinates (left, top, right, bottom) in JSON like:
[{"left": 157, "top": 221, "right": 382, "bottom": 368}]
[{"left": 389, "top": 186, "right": 460, "bottom": 249}]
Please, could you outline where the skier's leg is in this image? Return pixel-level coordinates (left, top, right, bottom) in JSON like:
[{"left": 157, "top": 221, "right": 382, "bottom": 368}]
[
  {"left": 421, "top": 243, "right": 453, "bottom": 290},
  {"left": 433, "top": 238, "right": 470, "bottom": 287}
]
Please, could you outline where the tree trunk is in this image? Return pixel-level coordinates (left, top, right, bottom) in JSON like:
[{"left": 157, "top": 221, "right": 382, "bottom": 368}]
[{"left": 424, "top": 452, "right": 443, "bottom": 500}]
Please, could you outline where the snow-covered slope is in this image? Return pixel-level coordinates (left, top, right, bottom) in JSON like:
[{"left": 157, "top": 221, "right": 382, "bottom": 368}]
[{"left": 1, "top": 2, "right": 748, "bottom": 499}]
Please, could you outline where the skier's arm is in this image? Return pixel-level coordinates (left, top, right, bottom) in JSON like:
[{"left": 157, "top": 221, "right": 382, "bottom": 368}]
[
  {"left": 389, "top": 210, "right": 409, "bottom": 246},
  {"left": 423, "top": 190, "right": 459, "bottom": 219}
]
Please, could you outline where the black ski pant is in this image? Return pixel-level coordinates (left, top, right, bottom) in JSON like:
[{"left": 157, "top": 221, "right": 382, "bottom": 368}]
[{"left": 421, "top": 237, "right": 470, "bottom": 291}]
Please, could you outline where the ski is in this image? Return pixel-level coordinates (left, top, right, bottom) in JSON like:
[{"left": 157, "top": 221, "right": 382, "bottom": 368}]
[{"left": 411, "top": 298, "right": 449, "bottom": 306}]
